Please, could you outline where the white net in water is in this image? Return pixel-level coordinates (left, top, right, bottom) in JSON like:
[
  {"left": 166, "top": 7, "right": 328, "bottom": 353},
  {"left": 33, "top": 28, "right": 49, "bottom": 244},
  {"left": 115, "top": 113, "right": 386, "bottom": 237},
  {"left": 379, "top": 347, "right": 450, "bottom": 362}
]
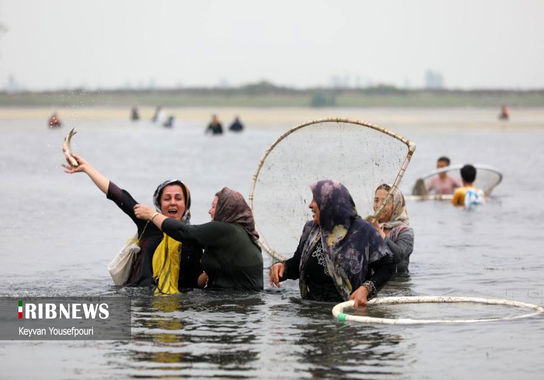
[
  {"left": 412, "top": 164, "right": 503, "bottom": 196},
  {"left": 250, "top": 119, "right": 415, "bottom": 260}
]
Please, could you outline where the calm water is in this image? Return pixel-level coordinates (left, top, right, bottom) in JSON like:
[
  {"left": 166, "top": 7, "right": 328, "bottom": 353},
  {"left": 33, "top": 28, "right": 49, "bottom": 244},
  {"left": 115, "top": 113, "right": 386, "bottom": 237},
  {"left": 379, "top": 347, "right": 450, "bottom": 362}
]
[{"left": 1, "top": 108, "right": 544, "bottom": 379}]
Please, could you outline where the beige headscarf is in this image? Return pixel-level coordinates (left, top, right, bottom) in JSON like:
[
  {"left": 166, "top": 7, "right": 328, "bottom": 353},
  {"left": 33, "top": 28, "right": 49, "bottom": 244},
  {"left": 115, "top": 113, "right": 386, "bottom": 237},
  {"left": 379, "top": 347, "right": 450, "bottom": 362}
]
[{"left": 379, "top": 186, "right": 410, "bottom": 230}]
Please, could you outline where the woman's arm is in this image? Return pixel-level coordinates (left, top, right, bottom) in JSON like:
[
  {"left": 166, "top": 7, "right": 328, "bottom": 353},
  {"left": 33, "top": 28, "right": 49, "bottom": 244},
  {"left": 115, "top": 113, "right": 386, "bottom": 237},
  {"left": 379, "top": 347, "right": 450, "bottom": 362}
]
[
  {"left": 133, "top": 205, "right": 232, "bottom": 246},
  {"left": 62, "top": 153, "right": 109, "bottom": 194},
  {"left": 367, "top": 254, "right": 394, "bottom": 291},
  {"left": 350, "top": 254, "right": 394, "bottom": 308}
]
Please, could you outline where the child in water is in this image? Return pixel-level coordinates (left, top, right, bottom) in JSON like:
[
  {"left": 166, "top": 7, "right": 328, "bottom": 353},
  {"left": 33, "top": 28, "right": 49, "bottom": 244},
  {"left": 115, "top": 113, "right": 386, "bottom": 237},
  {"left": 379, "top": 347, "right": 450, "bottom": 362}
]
[{"left": 451, "top": 164, "right": 485, "bottom": 208}]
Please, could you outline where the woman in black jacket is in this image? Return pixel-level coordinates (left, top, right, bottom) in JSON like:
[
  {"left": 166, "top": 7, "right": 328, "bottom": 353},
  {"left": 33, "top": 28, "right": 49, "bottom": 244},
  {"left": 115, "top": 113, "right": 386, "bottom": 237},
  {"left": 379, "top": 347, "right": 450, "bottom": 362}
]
[{"left": 63, "top": 153, "right": 203, "bottom": 290}]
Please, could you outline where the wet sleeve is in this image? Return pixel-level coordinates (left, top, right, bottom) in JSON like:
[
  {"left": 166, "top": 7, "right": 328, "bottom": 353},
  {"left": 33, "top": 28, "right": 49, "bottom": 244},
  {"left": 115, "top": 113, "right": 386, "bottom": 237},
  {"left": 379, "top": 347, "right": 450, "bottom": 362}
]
[
  {"left": 162, "top": 219, "right": 233, "bottom": 247},
  {"left": 281, "top": 241, "right": 302, "bottom": 281},
  {"left": 367, "top": 254, "right": 394, "bottom": 292},
  {"left": 106, "top": 181, "right": 148, "bottom": 230},
  {"left": 368, "top": 225, "right": 389, "bottom": 264},
  {"left": 385, "top": 228, "right": 414, "bottom": 264}
]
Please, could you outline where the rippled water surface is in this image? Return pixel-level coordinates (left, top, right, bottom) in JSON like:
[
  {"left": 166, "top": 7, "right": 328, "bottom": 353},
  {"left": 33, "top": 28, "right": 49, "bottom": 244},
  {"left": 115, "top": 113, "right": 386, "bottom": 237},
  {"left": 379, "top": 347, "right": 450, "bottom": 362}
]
[{"left": 1, "top": 108, "right": 544, "bottom": 379}]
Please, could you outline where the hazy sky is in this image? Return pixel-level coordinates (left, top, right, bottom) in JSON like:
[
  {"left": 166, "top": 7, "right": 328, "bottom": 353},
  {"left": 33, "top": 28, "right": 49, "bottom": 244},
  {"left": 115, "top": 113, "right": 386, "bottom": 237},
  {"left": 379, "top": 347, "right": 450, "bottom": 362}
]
[{"left": 1, "top": 0, "right": 543, "bottom": 90}]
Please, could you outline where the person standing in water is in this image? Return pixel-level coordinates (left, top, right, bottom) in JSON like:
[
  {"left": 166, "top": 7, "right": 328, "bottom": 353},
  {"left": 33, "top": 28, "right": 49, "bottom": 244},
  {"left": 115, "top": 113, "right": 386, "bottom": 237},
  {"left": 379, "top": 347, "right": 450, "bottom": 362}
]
[
  {"left": 205, "top": 114, "right": 223, "bottom": 135},
  {"left": 62, "top": 153, "right": 203, "bottom": 291},
  {"left": 131, "top": 107, "right": 140, "bottom": 121},
  {"left": 451, "top": 164, "right": 485, "bottom": 208},
  {"left": 269, "top": 180, "right": 393, "bottom": 307},
  {"left": 134, "top": 187, "right": 263, "bottom": 291},
  {"left": 426, "top": 156, "right": 461, "bottom": 195},
  {"left": 499, "top": 105, "right": 510, "bottom": 120},
  {"left": 48, "top": 112, "right": 62, "bottom": 128},
  {"left": 370, "top": 184, "right": 414, "bottom": 274},
  {"left": 229, "top": 116, "right": 244, "bottom": 132}
]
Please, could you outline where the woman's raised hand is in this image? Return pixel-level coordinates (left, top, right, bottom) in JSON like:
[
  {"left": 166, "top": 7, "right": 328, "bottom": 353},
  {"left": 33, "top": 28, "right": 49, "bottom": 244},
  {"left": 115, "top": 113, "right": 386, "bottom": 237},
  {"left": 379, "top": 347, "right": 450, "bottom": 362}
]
[
  {"left": 62, "top": 153, "right": 87, "bottom": 173},
  {"left": 269, "top": 262, "right": 285, "bottom": 288}
]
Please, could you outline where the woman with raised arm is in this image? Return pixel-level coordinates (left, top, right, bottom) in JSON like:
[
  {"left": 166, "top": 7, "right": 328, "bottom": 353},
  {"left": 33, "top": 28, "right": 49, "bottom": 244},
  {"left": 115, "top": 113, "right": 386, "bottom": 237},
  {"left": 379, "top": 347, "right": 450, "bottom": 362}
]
[
  {"left": 63, "top": 153, "right": 203, "bottom": 291},
  {"left": 269, "top": 179, "right": 394, "bottom": 307}
]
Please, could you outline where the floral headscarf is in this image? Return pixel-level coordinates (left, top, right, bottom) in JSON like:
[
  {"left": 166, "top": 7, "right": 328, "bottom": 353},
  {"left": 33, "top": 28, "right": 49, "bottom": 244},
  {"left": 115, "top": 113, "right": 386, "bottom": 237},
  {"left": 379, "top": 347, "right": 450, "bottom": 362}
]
[
  {"left": 214, "top": 187, "right": 260, "bottom": 246},
  {"left": 378, "top": 185, "right": 409, "bottom": 231},
  {"left": 299, "top": 180, "right": 387, "bottom": 300}
]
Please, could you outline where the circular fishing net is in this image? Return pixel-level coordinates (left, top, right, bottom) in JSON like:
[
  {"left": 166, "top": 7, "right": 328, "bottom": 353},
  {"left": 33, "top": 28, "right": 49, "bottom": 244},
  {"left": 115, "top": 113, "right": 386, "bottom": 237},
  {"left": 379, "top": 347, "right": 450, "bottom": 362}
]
[
  {"left": 332, "top": 296, "right": 544, "bottom": 324},
  {"left": 249, "top": 119, "right": 415, "bottom": 261},
  {"left": 411, "top": 164, "right": 503, "bottom": 199}
]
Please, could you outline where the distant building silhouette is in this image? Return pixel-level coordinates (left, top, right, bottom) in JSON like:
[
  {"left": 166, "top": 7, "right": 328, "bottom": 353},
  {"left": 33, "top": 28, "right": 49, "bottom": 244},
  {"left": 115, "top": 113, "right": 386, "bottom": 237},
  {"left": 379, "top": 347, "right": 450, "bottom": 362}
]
[{"left": 424, "top": 69, "right": 444, "bottom": 89}]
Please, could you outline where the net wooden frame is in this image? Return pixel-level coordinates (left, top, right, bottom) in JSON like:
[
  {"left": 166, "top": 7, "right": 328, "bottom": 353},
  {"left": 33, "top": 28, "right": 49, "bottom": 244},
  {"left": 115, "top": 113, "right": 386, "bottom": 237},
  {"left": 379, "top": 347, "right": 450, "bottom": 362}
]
[{"left": 248, "top": 118, "right": 416, "bottom": 261}]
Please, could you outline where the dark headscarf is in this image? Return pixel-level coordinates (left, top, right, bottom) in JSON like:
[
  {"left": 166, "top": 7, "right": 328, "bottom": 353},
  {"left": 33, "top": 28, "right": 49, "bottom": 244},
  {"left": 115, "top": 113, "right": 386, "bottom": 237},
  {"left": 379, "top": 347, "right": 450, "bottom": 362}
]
[
  {"left": 299, "top": 179, "right": 387, "bottom": 300},
  {"left": 214, "top": 187, "right": 260, "bottom": 245}
]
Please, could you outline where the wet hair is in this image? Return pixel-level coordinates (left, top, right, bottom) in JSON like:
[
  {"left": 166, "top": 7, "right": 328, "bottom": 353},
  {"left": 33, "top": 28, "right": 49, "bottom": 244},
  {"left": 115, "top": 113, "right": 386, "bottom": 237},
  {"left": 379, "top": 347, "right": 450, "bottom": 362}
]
[
  {"left": 460, "top": 164, "right": 477, "bottom": 183},
  {"left": 153, "top": 179, "right": 191, "bottom": 211},
  {"left": 437, "top": 156, "right": 451, "bottom": 165}
]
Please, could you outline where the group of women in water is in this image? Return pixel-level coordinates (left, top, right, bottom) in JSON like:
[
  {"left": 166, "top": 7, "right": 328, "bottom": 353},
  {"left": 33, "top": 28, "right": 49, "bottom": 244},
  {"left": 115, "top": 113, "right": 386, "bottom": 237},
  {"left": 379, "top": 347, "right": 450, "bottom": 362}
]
[{"left": 63, "top": 153, "right": 413, "bottom": 308}]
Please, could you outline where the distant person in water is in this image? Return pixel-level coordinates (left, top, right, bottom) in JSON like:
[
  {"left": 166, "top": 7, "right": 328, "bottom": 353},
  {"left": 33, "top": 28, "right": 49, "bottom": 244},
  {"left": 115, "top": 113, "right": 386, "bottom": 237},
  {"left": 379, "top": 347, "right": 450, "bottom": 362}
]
[
  {"left": 206, "top": 114, "right": 223, "bottom": 135},
  {"left": 451, "top": 164, "right": 485, "bottom": 208},
  {"left": 229, "top": 116, "right": 244, "bottom": 132},
  {"left": 426, "top": 156, "right": 461, "bottom": 195},
  {"left": 48, "top": 112, "right": 62, "bottom": 128},
  {"left": 131, "top": 107, "right": 140, "bottom": 121},
  {"left": 163, "top": 115, "right": 175, "bottom": 128},
  {"left": 499, "top": 105, "right": 509, "bottom": 121},
  {"left": 152, "top": 106, "right": 163, "bottom": 123}
]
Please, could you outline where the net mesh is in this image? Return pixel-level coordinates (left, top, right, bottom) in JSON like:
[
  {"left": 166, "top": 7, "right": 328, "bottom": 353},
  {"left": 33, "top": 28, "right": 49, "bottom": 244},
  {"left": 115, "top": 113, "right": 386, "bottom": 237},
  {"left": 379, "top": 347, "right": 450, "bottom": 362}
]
[{"left": 251, "top": 119, "right": 412, "bottom": 259}]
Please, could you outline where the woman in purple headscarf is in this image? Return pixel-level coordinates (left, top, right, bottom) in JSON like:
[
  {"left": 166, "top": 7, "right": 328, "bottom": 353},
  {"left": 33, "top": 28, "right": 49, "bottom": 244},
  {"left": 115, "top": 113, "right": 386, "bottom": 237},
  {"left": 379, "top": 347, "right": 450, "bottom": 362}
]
[{"left": 269, "top": 179, "right": 394, "bottom": 307}]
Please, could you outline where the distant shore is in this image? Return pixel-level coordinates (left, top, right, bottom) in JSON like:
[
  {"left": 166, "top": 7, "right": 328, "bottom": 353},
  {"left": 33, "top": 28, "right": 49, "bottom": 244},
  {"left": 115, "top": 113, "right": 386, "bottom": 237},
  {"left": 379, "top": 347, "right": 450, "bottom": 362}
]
[{"left": 1, "top": 82, "right": 543, "bottom": 108}]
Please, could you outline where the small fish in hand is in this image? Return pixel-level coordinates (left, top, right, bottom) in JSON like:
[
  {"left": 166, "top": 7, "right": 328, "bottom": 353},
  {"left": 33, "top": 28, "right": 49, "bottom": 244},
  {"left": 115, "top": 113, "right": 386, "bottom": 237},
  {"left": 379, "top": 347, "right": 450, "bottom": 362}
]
[{"left": 62, "top": 128, "right": 79, "bottom": 167}]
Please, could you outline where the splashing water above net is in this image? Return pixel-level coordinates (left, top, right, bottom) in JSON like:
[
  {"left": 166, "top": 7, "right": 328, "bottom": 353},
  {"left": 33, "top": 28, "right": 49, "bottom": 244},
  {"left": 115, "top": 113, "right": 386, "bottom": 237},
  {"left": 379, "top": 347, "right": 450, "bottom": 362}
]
[{"left": 249, "top": 119, "right": 415, "bottom": 260}]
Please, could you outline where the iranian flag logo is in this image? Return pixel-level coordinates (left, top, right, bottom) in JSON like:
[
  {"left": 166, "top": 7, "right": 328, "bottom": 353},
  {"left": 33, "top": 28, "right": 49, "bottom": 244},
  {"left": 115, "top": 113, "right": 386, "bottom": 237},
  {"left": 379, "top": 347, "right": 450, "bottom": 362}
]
[{"left": 18, "top": 300, "right": 23, "bottom": 319}]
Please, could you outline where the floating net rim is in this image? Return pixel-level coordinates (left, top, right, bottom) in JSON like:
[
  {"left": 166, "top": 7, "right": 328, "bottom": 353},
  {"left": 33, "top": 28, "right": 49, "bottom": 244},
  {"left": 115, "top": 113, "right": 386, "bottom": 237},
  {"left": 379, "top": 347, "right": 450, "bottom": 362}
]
[
  {"left": 332, "top": 296, "right": 544, "bottom": 325},
  {"left": 417, "top": 164, "right": 503, "bottom": 183},
  {"left": 249, "top": 118, "right": 415, "bottom": 261}
]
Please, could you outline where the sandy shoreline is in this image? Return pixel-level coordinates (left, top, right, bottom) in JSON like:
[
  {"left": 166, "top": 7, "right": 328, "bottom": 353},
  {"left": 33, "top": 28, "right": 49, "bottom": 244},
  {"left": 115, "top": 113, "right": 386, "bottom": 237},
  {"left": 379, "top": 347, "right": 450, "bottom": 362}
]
[{"left": 1, "top": 106, "right": 544, "bottom": 131}]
